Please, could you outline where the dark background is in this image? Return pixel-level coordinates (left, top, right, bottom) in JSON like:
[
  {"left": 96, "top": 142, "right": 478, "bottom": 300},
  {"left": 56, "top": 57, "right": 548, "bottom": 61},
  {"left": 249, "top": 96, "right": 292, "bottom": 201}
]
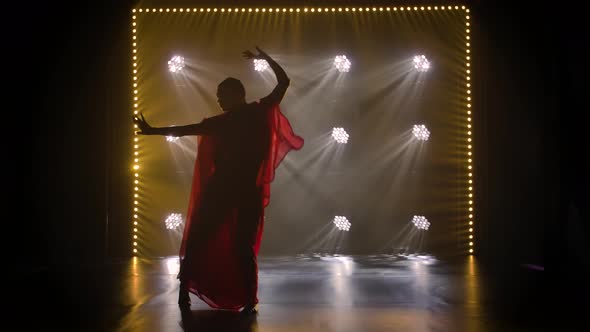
[{"left": 8, "top": 0, "right": 584, "bottom": 327}]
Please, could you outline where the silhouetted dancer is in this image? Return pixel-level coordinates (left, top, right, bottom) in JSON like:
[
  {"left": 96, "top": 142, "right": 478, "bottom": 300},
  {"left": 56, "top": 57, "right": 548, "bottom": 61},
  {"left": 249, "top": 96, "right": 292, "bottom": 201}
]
[{"left": 133, "top": 47, "right": 303, "bottom": 315}]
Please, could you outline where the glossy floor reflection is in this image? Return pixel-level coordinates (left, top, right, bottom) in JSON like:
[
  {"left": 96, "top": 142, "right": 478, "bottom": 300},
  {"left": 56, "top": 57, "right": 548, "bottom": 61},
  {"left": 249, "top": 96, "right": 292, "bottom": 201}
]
[{"left": 18, "top": 255, "right": 546, "bottom": 331}]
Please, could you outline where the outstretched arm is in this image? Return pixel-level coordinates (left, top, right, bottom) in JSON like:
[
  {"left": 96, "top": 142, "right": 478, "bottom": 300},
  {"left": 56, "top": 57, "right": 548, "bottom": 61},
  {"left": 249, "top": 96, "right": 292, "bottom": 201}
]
[
  {"left": 243, "top": 46, "right": 290, "bottom": 105},
  {"left": 132, "top": 113, "right": 213, "bottom": 137}
]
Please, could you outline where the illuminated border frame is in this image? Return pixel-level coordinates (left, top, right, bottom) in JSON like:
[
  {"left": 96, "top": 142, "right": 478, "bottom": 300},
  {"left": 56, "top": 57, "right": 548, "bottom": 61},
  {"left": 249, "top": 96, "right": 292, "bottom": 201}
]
[{"left": 130, "top": 5, "right": 474, "bottom": 256}]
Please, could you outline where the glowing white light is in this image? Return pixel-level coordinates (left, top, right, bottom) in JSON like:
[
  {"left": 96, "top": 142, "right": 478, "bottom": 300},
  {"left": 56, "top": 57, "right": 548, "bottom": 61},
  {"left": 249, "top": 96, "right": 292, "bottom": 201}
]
[
  {"left": 332, "top": 127, "right": 349, "bottom": 144},
  {"left": 253, "top": 59, "right": 269, "bottom": 72},
  {"left": 166, "top": 136, "right": 180, "bottom": 142},
  {"left": 412, "top": 215, "right": 430, "bottom": 230},
  {"left": 413, "top": 55, "right": 430, "bottom": 72},
  {"left": 333, "top": 216, "right": 351, "bottom": 231},
  {"left": 412, "top": 124, "right": 430, "bottom": 141},
  {"left": 168, "top": 55, "right": 185, "bottom": 73},
  {"left": 333, "top": 55, "right": 351, "bottom": 72},
  {"left": 165, "top": 213, "right": 183, "bottom": 230}
]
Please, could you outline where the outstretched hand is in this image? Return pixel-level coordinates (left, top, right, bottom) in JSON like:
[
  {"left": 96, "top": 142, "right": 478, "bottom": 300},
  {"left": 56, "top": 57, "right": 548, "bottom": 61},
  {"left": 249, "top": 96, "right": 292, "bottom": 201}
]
[
  {"left": 242, "top": 46, "right": 270, "bottom": 60},
  {"left": 132, "top": 113, "right": 153, "bottom": 135}
]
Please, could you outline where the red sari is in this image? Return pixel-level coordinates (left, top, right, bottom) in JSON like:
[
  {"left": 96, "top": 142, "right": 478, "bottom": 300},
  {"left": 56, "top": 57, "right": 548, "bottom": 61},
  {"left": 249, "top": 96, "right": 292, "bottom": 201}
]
[{"left": 178, "top": 103, "right": 303, "bottom": 310}]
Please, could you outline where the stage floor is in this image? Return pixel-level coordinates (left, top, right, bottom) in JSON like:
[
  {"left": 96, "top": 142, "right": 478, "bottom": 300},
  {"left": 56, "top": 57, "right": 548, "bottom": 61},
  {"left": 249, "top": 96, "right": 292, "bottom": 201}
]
[{"left": 17, "top": 254, "right": 546, "bottom": 331}]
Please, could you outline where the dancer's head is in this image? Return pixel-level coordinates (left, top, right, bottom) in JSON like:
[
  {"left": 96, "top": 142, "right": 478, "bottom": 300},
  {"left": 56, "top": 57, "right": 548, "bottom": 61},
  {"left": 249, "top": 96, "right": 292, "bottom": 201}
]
[{"left": 217, "top": 77, "right": 246, "bottom": 112}]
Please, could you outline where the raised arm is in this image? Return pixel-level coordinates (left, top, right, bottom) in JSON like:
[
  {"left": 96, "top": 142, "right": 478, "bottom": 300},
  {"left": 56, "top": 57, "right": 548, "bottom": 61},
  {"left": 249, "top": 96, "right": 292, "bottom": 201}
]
[
  {"left": 132, "top": 113, "right": 214, "bottom": 137},
  {"left": 243, "top": 46, "right": 290, "bottom": 105}
]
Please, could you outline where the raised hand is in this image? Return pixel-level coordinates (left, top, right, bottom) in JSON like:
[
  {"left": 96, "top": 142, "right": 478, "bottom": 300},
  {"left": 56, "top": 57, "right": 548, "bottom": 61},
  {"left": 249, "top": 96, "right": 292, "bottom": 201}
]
[
  {"left": 132, "top": 113, "right": 153, "bottom": 135},
  {"left": 242, "top": 46, "right": 269, "bottom": 60}
]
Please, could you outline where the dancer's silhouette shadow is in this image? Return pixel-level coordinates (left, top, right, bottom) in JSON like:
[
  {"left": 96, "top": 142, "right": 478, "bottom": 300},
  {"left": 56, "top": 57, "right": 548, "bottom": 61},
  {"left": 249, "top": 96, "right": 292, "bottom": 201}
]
[{"left": 180, "top": 308, "right": 258, "bottom": 332}]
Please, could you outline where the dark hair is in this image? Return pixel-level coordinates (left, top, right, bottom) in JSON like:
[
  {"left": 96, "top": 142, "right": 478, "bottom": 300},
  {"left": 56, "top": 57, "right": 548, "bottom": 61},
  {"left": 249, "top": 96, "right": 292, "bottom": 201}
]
[{"left": 218, "top": 77, "right": 245, "bottom": 99}]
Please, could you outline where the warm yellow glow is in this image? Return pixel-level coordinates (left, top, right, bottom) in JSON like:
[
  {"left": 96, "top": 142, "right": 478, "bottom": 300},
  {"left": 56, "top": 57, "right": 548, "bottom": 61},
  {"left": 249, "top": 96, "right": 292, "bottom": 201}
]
[
  {"left": 134, "top": 234, "right": 138, "bottom": 239},
  {"left": 469, "top": 207, "right": 473, "bottom": 211},
  {"left": 173, "top": 8, "right": 176, "bottom": 12},
  {"left": 469, "top": 242, "right": 473, "bottom": 246},
  {"left": 469, "top": 179, "right": 472, "bottom": 184},
  {"left": 434, "top": 6, "right": 438, "bottom": 10},
  {"left": 469, "top": 228, "right": 473, "bottom": 232},
  {"left": 134, "top": 228, "right": 138, "bottom": 232},
  {"left": 414, "top": 7, "right": 418, "bottom": 10},
  {"left": 469, "top": 221, "right": 473, "bottom": 225},
  {"left": 134, "top": 207, "right": 138, "bottom": 211},
  {"left": 311, "top": 8, "right": 315, "bottom": 12},
  {"left": 134, "top": 200, "right": 138, "bottom": 205},
  {"left": 427, "top": 6, "right": 431, "bottom": 10},
  {"left": 468, "top": 165, "right": 472, "bottom": 169},
  {"left": 134, "top": 137, "right": 138, "bottom": 142},
  {"left": 469, "top": 200, "right": 473, "bottom": 205},
  {"left": 469, "top": 249, "right": 473, "bottom": 253},
  {"left": 469, "top": 173, "right": 472, "bottom": 177},
  {"left": 133, "top": 165, "right": 139, "bottom": 170},
  {"left": 346, "top": 8, "right": 350, "bottom": 11},
  {"left": 132, "top": 9, "right": 136, "bottom": 13},
  {"left": 133, "top": 248, "right": 138, "bottom": 253},
  {"left": 134, "top": 151, "right": 138, "bottom": 156},
  {"left": 139, "top": 9, "right": 142, "bottom": 12},
  {"left": 421, "top": 6, "right": 424, "bottom": 10},
  {"left": 133, "top": 241, "right": 137, "bottom": 246}
]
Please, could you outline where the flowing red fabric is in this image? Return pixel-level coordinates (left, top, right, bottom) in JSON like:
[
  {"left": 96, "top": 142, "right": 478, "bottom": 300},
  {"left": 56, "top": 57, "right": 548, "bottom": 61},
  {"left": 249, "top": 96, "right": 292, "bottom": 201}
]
[{"left": 179, "top": 104, "right": 303, "bottom": 310}]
